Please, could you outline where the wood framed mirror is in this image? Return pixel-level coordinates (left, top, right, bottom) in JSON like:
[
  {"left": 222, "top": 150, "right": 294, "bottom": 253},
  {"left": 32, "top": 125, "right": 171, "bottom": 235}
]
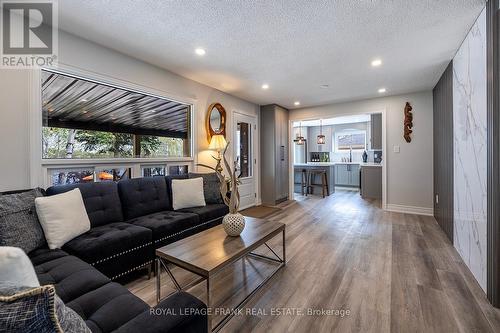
[{"left": 206, "top": 102, "right": 226, "bottom": 141}]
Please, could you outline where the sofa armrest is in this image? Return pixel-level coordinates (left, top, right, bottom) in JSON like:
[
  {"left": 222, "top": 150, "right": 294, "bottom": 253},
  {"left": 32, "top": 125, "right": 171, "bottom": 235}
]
[{"left": 114, "top": 292, "right": 207, "bottom": 333}]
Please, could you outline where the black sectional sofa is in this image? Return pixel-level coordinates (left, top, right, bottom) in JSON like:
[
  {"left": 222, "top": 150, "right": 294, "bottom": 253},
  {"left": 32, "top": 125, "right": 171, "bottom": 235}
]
[
  {"left": 30, "top": 247, "right": 207, "bottom": 332},
  {"left": 3, "top": 174, "right": 229, "bottom": 332},
  {"left": 46, "top": 175, "right": 228, "bottom": 280}
]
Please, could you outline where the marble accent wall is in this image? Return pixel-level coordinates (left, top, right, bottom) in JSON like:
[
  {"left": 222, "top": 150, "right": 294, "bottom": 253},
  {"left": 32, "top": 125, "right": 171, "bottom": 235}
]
[{"left": 452, "top": 7, "right": 487, "bottom": 292}]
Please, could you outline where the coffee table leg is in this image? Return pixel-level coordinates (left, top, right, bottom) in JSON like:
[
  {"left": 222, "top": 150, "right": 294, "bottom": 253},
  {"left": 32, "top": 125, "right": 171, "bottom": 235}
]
[
  {"left": 206, "top": 277, "right": 211, "bottom": 331},
  {"left": 156, "top": 258, "right": 161, "bottom": 304},
  {"left": 282, "top": 229, "right": 286, "bottom": 264}
]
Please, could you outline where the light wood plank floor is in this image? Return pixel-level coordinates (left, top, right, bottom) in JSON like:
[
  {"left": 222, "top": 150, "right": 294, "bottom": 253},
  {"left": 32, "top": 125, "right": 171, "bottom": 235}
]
[{"left": 125, "top": 190, "right": 500, "bottom": 332}]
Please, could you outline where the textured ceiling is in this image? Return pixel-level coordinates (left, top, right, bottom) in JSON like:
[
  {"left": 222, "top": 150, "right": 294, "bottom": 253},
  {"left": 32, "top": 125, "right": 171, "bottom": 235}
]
[{"left": 58, "top": 0, "right": 486, "bottom": 108}]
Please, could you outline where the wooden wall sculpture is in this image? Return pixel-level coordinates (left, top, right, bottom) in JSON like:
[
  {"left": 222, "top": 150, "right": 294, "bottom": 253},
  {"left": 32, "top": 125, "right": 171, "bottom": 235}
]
[{"left": 403, "top": 102, "right": 413, "bottom": 143}]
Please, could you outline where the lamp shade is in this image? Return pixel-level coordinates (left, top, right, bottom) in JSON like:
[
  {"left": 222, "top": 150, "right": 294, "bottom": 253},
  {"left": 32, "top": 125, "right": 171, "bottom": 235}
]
[{"left": 209, "top": 134, "right": 227, "bottom": 150}]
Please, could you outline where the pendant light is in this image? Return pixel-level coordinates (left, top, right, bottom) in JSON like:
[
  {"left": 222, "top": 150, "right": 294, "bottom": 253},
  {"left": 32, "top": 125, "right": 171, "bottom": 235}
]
[
  {"left": 317, "top": 119, "right": 326, "bottom": 144},
  {"left": 296, "top": 122, "right": 305, "bottom": 145}
]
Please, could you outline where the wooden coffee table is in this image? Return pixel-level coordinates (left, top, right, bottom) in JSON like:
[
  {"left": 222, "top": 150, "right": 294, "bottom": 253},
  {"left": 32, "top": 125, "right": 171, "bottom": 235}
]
[{"left": 155, "top": 217, "right": 285, "bottom": 332}]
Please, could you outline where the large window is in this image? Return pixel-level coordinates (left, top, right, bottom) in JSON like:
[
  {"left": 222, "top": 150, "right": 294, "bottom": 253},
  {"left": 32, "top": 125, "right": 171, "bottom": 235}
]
[
  {"left": 41, "top": 70, "right": 191, "bottom": 160},
  {"left": 335, "top": 130, "right": 367, "bottom": 151}
]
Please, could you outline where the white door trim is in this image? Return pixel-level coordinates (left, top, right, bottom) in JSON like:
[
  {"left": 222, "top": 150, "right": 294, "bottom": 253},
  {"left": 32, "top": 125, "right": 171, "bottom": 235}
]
[
  {"left": 233, "top": 111, "right": 258, "bottom": 210},
  {"left": 288, "top": 108, "right": 387, "bottom": 210}
]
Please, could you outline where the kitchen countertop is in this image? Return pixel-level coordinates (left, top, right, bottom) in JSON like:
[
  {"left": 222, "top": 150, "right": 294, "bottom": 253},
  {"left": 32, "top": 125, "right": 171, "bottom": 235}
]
[{"left": 294, "top": 162, "right": 382, "bottom": 167}]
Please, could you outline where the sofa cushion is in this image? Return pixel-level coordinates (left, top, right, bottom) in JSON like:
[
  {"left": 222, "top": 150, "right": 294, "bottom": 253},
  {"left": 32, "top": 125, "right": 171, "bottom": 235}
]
[
  {"left": 0, "top": 284, "right": 91, "bottom": 333},
  {"left": 46, "top": 182, "right": 123, "bottom": 228},
  {"left": 189, "top": 172, "right": 224, "bottom": 204},
  {"left": 171, "top": 178, "right": 206, "bottom": 210},
  {"left": 127, "top": 211, "right": 199, "bottom": 247},
  {"left": 118, "top": 177, "right": 169, "bottom": 220},
  {"left": 178, "top": 204, "right": 229, "bottom": 223},
  {"left": 165, "top": 174, "right": 188, "bottom": 210},
  {"left": 35, "top": 188, "right": 91, "bottom": 249},
  {"left": 62, "top": 222, "right": 152, "bottom": 280},
  {"left": 32, "top": 250, "right": 110, "bottom": 303},
  {"left": 0, "top": 188, "right": 46, "bottom": 253},
  {"left": 67, "top": 282, "right": 148, "bottom": 333},
  {"left": 0, "top": 246, "right": 39, "bottom": 287},
  {"left": 29, "top": 248, "right": 69, "bottom": 266},
  {"left": 115, "top": 292, "right": 207, "bottom": 333}
]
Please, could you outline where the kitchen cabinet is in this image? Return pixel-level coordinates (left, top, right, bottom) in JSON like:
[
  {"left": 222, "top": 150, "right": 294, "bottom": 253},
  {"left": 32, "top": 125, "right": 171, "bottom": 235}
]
[
  {"left": 335, "top": 164, "right": 350, "bottom": 185},
  {"left": 370, "top": 113, "right": 382, "bottom": 150},
  {"left": 360, "top": 165, "right": 382, "bottom": 199},
  {"left": 261, "top": 104, "right": 289, "bottom": 204},
  {"left": 335, "top": 164, "right": 360, "bottom": 187}
]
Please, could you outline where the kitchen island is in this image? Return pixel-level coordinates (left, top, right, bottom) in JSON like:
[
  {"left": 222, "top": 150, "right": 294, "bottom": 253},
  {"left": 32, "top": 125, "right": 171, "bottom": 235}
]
[
  {"left": 293, "top": 163, "right": 336, "bottom": 196},
  {"left": 294, "top": 162, "right": 383, "bottom": 196}
]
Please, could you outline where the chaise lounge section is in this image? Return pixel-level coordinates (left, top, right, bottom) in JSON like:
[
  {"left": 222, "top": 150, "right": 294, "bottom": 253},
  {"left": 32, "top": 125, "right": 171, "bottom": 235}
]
[{"left": 29, "top": 247, "right": 207, "bottom": 332}]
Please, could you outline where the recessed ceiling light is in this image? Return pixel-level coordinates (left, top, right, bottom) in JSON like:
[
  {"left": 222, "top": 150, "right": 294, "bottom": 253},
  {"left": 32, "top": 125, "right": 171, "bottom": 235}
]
[
  {"left": 261, "top": 84, "right": 269, "bottom": 90},
  {"left": 320, "top": 84, "right": 329, "bottom": 88},
  {"left": 80, "top": 98, "right": 87, "bottom": 102},
  {"left": 195, "top": 48, "right": 206, "bottom": 56},
  {"left": 371, "top": 59, "right": 382, "bottom": 67},
  {"left": 294, "top": 101, "right": 300, "bottom": 106},
  {"left": 378, "top": 88, "right": 386, "bottom": 93}
]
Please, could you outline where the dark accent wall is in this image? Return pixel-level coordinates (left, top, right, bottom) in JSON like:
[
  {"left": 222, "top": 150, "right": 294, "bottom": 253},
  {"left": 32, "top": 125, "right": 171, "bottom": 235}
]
[{"left": 433, "top": 61, "right": 454, "bottom": 243}]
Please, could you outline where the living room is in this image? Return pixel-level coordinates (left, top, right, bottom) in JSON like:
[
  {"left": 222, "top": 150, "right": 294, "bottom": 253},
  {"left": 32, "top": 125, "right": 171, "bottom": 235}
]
[{"left": 1, "top": 1, "right": 500, "bottom": 332}]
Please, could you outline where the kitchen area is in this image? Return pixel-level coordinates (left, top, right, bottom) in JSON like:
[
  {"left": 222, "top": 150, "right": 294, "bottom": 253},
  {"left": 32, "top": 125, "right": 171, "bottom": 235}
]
[{"left": 293, "top": 114, "right": 383, "bottom": 200}]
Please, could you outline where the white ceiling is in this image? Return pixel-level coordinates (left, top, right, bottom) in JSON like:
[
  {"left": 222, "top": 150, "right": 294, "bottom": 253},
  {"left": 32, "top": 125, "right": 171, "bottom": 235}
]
[{"left": 58, "top": 0, "right": 486, "bottom": 109}]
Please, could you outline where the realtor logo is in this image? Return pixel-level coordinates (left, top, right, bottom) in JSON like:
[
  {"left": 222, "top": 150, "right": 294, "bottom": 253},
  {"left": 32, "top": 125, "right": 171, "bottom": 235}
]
[{"left": 1, "top": 0, "right": 58, "bottom": 68}]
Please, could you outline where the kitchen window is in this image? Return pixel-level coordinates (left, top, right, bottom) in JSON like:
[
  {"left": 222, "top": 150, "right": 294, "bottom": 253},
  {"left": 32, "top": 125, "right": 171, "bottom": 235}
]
[{"left": 334, "top": 130, "right": 367, "bottom": 151}]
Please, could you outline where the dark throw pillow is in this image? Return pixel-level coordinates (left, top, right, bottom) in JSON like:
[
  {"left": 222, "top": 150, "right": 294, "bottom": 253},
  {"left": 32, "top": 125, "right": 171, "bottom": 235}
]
[
  {"left": 0, "top": 188, "right": 46, "bottom": 253},
  {"left": 0, "top": 285, "right": 91, "bottom": 333},
  {"left": 188, "top": 172, "right": 224, "bottom": 204}
]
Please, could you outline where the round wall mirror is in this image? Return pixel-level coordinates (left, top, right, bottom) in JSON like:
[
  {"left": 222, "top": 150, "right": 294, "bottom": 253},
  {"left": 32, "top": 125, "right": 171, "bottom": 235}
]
[
  {"left": 206, "top": 103, "right": 226, "bottom": 141},
  {"left": 210, "top": 109, "right": 222, "bottom": 132}
]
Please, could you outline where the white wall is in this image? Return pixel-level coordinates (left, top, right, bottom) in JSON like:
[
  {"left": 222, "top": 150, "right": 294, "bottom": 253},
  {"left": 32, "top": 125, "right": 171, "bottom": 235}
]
[
  {"left": 0, "top": 71, "right": 31, "bottom": 191},
  {"left": 0, "top": 31, "right": 261, "bottom": 198},
  {"left": 289, "top": 91, "right": 434, "bottom": 212}
]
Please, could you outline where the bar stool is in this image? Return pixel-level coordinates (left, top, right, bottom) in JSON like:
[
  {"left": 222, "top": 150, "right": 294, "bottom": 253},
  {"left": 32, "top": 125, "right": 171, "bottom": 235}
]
[
  {"left": 307, "top": 169, "right": 329, "bottom": 198},
  {"left": 294, "top": 168, "right": 308, "bottom": 195}
]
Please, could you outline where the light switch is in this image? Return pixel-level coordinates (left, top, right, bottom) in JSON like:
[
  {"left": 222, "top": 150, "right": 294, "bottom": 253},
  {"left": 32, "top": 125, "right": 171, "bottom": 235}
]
[{"left": 393, "top": 145, "right": 400, "bottom": 153}]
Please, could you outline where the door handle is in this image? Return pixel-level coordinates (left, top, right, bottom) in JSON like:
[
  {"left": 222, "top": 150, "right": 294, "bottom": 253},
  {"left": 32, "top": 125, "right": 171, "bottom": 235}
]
[{"left": 280, "top": 146, "right": 285, "bottom": 161}]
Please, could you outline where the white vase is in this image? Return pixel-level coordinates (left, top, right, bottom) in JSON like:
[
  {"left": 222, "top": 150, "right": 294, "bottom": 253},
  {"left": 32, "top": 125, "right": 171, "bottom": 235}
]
[{"left": 222, "top": 213, "right": 246, "bottom": 236}]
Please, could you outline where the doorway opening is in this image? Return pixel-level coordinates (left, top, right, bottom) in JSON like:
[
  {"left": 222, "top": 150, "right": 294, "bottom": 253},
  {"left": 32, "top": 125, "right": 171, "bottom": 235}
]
[{"left": 290, "top": 112, "right": 386, "bottom": 207}]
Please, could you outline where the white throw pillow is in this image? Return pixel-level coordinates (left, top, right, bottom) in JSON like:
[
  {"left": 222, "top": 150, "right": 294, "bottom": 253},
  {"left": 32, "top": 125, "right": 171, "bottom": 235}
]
[
  {"left": 172, "top": 178, "right": 206, "bottom": 210},
  {"left": 0, "top": 247, "right": 39, "bottom": 287},
  {"left": 35, "top": 188, "right": 91, "bottom": 249}
]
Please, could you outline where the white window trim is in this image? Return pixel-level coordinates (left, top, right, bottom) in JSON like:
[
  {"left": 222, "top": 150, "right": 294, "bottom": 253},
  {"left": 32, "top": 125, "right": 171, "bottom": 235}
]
[
  {"left": 29, "top": 65, "right": 198, "bottom": 188},
  {"left": 334, "top": 129, "right": 367, "bottom": 153}
]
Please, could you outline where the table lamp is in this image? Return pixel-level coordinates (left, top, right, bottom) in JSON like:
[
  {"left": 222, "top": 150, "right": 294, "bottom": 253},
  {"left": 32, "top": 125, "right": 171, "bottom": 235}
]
[{"left": 209, "top": 134, "right": 227, "bottom": 173}]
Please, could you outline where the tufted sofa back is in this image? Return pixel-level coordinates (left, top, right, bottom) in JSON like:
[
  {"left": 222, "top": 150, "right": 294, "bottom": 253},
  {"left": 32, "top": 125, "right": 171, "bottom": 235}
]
[
  {"left": 46, "top": 182, "right": 124, "bottom": 228},
  {"left": 117, "top": 177, "right": 169, "bottom": 220}
]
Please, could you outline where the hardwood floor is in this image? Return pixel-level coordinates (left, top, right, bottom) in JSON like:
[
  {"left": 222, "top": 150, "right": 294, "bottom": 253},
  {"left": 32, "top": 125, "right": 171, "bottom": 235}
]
[{"left": 125, "top": 190, "right": 500, "bottom": 332}]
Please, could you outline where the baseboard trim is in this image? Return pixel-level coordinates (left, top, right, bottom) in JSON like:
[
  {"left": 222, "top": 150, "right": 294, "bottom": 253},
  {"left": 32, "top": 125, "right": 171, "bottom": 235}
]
[{"left": 385, "top": 204, "right": 434, "bottom": 216}]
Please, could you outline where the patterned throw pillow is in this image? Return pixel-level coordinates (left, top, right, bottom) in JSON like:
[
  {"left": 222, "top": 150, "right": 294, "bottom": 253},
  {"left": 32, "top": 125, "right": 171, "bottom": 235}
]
[
  {"left": 0, "top": 189, "right": 46, "bottom": 253},
  {"left": 188, "top": 172, "right": 224, "bottom": 204},
  {"left": 0, "top": 284, "right": 91, "bottom": 333}
]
